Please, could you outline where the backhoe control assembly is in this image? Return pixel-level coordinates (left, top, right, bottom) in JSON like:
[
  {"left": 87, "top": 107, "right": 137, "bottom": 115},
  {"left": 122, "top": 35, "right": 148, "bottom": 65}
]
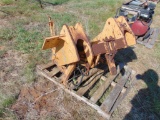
[{"left": 42, "top": 16, "right": 136, "bottom": 88}]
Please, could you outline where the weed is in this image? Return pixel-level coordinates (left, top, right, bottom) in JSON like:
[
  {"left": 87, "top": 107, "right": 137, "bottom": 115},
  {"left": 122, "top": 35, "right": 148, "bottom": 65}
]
[
  {"left": 0, "top": 0, "right": 14, "bottom": 5},
  {"left": 50, "top": 13, "right": 77, "bottom": 30},
  {"left": 23, "top": 63, "right": 36, "bottom": 83},
  {"left": 88, "top": 20, "right": 100, "bottom": 38},
  {"left": 14, "top": 26, "right": 43, "bottom": 53},
  {"left": 22, "top": 50, "right": 51, "bottom": 83},
  {"left": 0, "top": 28, "right": 14, "bottom": 41},
  {"left": 2, "top": 97, "right": 16, "bottom": 108},
  {"left": 16, "top": 1, "right": 41, "bottom": 17},
  {"left": 0, "top": 50, "right": 6, "bottom": 58},
  {"left": 0, "top": 0, "right": 41, "bottom": 17},
  {"left": 0, "top": 96, "right": 16, "bottom": 117},
  {"left": 0, "top": 107, "right": 17, "bottom": 118}
]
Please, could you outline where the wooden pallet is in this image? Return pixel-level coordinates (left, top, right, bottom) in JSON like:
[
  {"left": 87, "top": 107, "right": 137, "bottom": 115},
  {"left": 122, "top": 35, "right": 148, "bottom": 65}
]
[
  {"left": 37, "top": 62, "right": 135, "bottom": 119},
  {"left": 137, "top": 28, "right": 160, "bottom": 49}
]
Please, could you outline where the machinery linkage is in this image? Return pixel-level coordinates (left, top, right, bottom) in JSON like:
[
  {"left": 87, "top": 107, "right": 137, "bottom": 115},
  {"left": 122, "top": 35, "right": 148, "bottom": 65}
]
[{"left": 42, "top": 16, "right": 136, "bottom": 88}]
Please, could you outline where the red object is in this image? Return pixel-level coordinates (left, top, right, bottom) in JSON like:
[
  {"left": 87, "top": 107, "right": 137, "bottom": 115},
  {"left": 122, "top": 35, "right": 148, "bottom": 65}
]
[{"left": 131, "top": 20, "right": 149, "bottom": 36}]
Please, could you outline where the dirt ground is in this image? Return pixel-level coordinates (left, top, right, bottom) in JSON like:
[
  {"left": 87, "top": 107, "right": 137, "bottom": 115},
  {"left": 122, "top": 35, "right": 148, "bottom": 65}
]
[
  {"left": 0, "top": 50, "right": 103, "bottom": 120},
  {"left": 12, "top": 78, "right": 104, "bottom": 120}
]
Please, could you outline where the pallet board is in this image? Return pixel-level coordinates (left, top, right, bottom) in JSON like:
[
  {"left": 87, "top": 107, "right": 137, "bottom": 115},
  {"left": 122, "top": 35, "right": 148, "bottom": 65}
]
[
  {"left": 37, "top": 62, "right": 134, "bottom": 119},
  {"left": 100, "top": 70, "right": 131, "bottom": 113},
  {"left": 137, "top": 28, "right": 160, "bottom": 49}
]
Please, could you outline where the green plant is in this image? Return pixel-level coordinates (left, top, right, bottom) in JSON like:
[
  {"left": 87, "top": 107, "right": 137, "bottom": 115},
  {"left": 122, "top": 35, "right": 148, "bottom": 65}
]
[
  {"left": 14, "top": 26, "right": 43, "bottom": 53},
  {"left": 2, "top": 97, "right": 16, "bottom": 108},
  {"left": 22, "top": 50, "right": 51, "bottom": 83},
  {"left": 0, "top": 50, "right": 6, "bottom": 58},
  {"left": 0, "top": 0, "right": 14, "bottom": 5},
  {"left": 0, "top": 96, "right": 16, "bottom": 117},
  {"left": 0, "top": 28, "right": 14, "bottom": 41},
  {"left": 50, "top": 13, "right": 77, "bottom": 29},
  {"left": 0, "top": 0, "right": 41, "bottom": 17},
  {"left": 17, "top": 0, "right": 41, "bottom": 16},
  {"left": 42, "top": 0, "right": 69, "bottom": 5},
  {"left": 24, "top": 63, "right": 36, "bottom": 82},
  {"left": 88, "top": 20, "right": 100, "bottom": 38}
]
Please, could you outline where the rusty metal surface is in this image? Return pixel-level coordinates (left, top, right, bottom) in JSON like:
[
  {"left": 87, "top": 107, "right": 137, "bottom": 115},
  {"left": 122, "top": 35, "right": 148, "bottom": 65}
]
[
  {"left": 92, "top": 42, "right": 108, "bottom": 56},
  {"left": 42, "top": 16, "right": 136, "bottom": 87}
]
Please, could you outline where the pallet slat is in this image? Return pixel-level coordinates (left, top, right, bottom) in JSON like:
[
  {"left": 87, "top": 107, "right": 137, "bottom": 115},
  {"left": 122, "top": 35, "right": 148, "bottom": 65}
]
[
  {"left": 100, "top": 69, "right": 131, "bottom": 113},
  {"left": 48, "top": 67, "right": 60, "bottom": 77},
  {"left": 90, "top": 75, "right": 116, "bottom": 103},
  {"left": 90, "top": 66, "right": 121, "bottom": 103},
  {"left": 37, "top": 61, "right": 55, "bottom": 70},
  {"left": 109, "top": 86, "right": 131, "bottom": 114},
  {"left": 109, "top": 73, "right": 136, "bottom": 114}
]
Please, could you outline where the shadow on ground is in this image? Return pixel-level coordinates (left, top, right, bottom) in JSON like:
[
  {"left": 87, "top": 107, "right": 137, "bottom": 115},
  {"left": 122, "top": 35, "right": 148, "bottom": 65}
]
[
  {"left": 124, "top": 69, "right": 160, "bottom": 120},
  {"left": 115, "top": 47, "right": 137, "bottom": 65}
]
